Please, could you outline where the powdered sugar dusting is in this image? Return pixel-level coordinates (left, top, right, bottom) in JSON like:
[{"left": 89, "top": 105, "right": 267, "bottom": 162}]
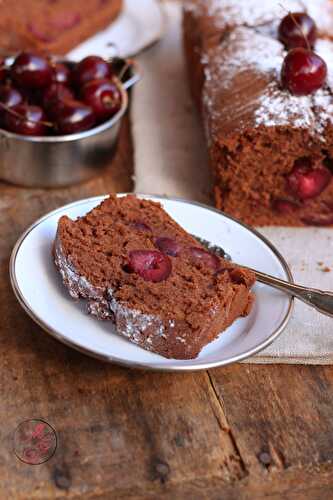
[
  {"left": 255, "top": 81, "right": 318, "bottom": 130},
  {"left": 305, "top": 0, "right": 333, "bottom": 35},
  {"left": 208, "top": 0, "right": 302, "bottom": 27},
  {"left": 223, "top": 27, "right": 283, "bottom": 78},
  {"left": 313, "top": 39, "right": 333, "bottom": 130},
  {"left": 185, "top": 0, "right": 302, "bottom": 28},
  {"left": 185, "top": 0, "right": 333, "bottom": 37}
]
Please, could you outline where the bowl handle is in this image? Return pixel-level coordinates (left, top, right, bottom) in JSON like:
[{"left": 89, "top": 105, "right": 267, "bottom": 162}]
[{"left": 115, "top": 58, "right": 141, "bottom": 90}]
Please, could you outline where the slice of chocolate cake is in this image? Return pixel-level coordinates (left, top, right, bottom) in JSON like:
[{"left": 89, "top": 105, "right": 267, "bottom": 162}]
[
  {"left": 54, "top": 195, "right": 255, "bottom": 359},
  {"left": 0, "top": 0, "right": 123, "bottom": 56},
  {"left": 183, "top": 0, "right": 333, "bottom": 226}
]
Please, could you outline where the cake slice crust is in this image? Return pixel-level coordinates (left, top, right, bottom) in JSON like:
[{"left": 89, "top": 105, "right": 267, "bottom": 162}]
[{"left": 0, "top": 0, "right": 123, "bottom": 55}]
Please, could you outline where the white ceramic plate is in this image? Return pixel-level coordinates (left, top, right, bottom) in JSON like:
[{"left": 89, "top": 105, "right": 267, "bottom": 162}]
[
  {"left": 68, "top": 0, "right": 165, "bottom": 60},
  {"left": 10, "top": 195, "right": 294, "bottom": 371}
]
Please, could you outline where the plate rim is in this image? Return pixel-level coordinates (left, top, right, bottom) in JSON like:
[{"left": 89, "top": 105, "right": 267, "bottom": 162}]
[
  {"left": 9, "top": 193, "right": 294, "bottom": 372},
  {"left": 126, "top": 0, "right": 168, "bottom": 57}
]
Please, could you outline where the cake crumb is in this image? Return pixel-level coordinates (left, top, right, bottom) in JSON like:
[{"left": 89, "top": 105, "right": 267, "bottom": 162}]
[{"left": 322, "top": 267, "right": 331, "bottom": 273}]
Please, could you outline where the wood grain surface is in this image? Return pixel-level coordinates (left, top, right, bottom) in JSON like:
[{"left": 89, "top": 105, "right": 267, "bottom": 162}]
[{"left": 1, "top": 115, "right": 333, "bottom": 499}]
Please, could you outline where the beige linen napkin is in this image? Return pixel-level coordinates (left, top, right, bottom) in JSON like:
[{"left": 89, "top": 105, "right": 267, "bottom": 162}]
[{"left": 132, "top": 2, "right": 333, "bottom": 364}]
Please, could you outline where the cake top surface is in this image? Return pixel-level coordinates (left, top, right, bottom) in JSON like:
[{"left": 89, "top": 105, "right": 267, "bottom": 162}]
[
  {"left": 202, "top": 27, "right": 333, "bottom": 137},
  {"left": 184, "top": 0, "right": 333, "bottom": 35},
  {"left": 185, "top": 0, "right": 301, "bottom": 27},
  {"left": 57, "top": 195, "right": 254, "bottom": 328},
  {"left": 192, "top": 0, "right": 333, "bottom": 138}
]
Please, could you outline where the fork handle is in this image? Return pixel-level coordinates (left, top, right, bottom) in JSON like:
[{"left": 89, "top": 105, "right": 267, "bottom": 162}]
[{"left": 254, "top": 269, "right": 333, "bottom": 318}]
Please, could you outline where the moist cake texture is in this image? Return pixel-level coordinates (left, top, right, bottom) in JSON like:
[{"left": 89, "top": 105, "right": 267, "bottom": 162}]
[
  {"left": 183, "top": 0, "right": 333, "bottom": 226},
  {"left": 54, "top": 195, "right": 255, "bottom": 359},
  {"left": 0, "top": 0, "right": 123, "bottom": 55}
]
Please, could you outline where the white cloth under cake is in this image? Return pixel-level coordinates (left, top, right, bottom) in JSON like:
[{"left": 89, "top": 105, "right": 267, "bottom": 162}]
[{"left": 132, "top": 2, "right": 333, "bottom": 364}]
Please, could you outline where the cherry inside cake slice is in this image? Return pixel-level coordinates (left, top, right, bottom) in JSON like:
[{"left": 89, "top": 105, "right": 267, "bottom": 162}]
[{"left": 54, "top": 195, "right": 255, "bottom": 359}]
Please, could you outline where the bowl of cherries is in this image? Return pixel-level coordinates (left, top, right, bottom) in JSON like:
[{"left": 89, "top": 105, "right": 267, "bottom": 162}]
[{"left": 0, "top": 52, "right": 140, "bottom": 187}]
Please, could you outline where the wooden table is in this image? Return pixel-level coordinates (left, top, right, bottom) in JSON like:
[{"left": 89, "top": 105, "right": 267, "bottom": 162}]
[{"left": 2, "top": 116, "right": 333, "bottom": 500}]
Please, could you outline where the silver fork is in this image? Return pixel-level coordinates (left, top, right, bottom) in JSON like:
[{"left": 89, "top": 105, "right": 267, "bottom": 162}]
[{"left": 194, "top": 235, "right": 333, "bottom": 318}]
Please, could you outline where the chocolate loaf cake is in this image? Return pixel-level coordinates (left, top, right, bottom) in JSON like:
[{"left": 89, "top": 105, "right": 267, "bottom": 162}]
[
  {"left": 54, "top": 195, "right": 255, "bottom": 359},
  {"left": 183, "top": 0, "right": 333, "bottom": 226},
  {"left": 0, "top": 0, "right": 122, "bottom": 55}
]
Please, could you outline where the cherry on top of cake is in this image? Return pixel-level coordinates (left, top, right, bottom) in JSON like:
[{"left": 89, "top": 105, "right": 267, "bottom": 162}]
[
  {"left": 201, "top": 6, "right": 333, "bottom": 138},
  {"left": 202, "top": 30, "right": 333, "bottom": 133}
]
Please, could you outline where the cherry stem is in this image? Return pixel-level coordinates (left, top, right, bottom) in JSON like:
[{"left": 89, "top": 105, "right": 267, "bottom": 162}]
[
  {"left": 289, "top": 11, "right": 311, "bottom": 51},
  {"left": 0, "top": 102, "right": 54, "bottom": 128},
  {"left": 117, "top": 60, "right": 132, "bottom": 82}
]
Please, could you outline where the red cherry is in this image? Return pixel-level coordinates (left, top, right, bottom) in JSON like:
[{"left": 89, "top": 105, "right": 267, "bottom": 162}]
[
  {"left": 4, "top": 104, "right": 47, "bottom": 136},
  {"left": 52, "top": 62, "right": 71, "bottom": 85},
  {"left": 81, "top": 79, "right": 121, "bottom": 121},
  {"left": 53, "top": 99, "right": 96, "bottom": 134},
  {"left": 42, "top": 83, "right": 74, "bottom": 111},
  {"left": 0, "top": 85, "right": 24, "bottom": 125},
  {"left": 11, "top": 52, "right": 53, "bottom": 89},
  {"left": 155, "top": 237, "right": 181, "bottom": 257},
  {"left": 189, "top": 247, "right": 220, "bottom": 271},
  {"left": 0, "top": 85, "right": 23, "bottom": 109},
  {"left": 286, "top": 160, "right": 332, "bottom": 199},
  {"left": 132, "top": 221, "right": 152, "bottom": 232},
  {"left": 272, "top": 198, "right": 300, "bottom": 214},
  {"left": 278, "top": 13, "right": 317, "bottom": 49},
  {"left": 73, "top": 56, "right": 111, "bottom": 87},
  {"left": 128, "top": 250, "right": 172, "bottom": 282},
  {"left": 281, "top": 48, "right": 327, "bottom": 96}
]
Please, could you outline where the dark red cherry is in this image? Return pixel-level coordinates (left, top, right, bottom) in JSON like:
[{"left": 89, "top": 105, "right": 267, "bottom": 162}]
[
  {"left": 4, "top": 104, "right": 47, "bottom": 136},
  {"left": 281, "top": 48, "right": 327, "bottom": 96},
  {"left": 11, "top": 52, "right": 53, "bottom": 89},
  {"left": 52, "top": 62, "right": 71, "bottom": 85},
  {"left": 42, "top": 83, "right": 74, "bottom": 111},
  {"left": 286, "top": 160, "right": 332, "bottom": 199},
  {"left": 272, "top": 198, "right": 300, "bottom": 214},
  {"left": 189, "top": 247, "right": 220, "bottom": 271},
  {"left": 155, "top": 237, "right": 181, "bottom": 257},
  {"left": 73, "top": 56, "right": 111, "bottom": 87},
  {"left": 0, "top": 85, "right": 24, "bottom": 125},
  {"left": 132, "top": 221, "right": 151, "bottom": 232},
  {"left": 128, "top": 250, "right": 172, "bottom": 282},
  {"left": 278, "top": 12, "right": 317, "bottom": 49},
  {"left": 53, "top": 99, "right": 96, "bottom": 134},
  {"left": 81, "top": 78, "right": 121, "bottom": 121},
  {"left": 0, "top": 85, "right": 23, "bottom": 109}
]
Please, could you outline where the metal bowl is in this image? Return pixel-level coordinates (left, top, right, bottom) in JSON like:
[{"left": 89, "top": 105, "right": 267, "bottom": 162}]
[{"left": 0, "top": 58, "right": 140, "bottom": 188}]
